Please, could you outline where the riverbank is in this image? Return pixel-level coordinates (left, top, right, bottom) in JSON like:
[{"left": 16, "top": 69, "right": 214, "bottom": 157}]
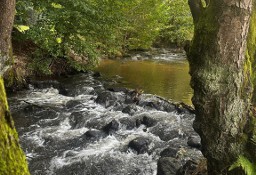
[{"left": 6, "top": 47, "right": 193, "bottom": 104}]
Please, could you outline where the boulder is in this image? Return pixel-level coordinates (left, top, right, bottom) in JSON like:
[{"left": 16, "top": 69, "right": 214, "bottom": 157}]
[
  {"left": 124, "top": 89, "right": 142, "bottom": 104},
  {"left": 187, "top": 136, "right": 201, "bottom": 150},
  {"left": 138, "top": 98, "right": 176, "bottom": 112},
  {"left": 119, "top": 117, "right": 136, "bottom": 130},
  {"left": 103, "top": 119, "right": 119, "bottom": 134},
  {"left": 128, "top": 137, "right": 151, "bottom": 154},
  {"left": 160, "top": 147, "right": 178, "bottom": 158},
  {"left": 141, "top": 116, "right": 157, "bottom": 127},
  {"left": 176, "top": 160, "right": 197, "bottom": 175},
  {"left": 122, "top": 105, "right": 137, "bottom": 115},
  {"left": 135, "top": 115, "right": 157, "bottom": 128},
  {"left": 150, "top": 127, "right": 180, "bottom": 141},
  {"left": 95, "top": 91, "right": 118, "bottom": 108},
  {"left": 175, "top": 102, "right": 195, "bottom": 114},
  {"left": 157, "top": 157, "right": 182, "bottom": 175}
]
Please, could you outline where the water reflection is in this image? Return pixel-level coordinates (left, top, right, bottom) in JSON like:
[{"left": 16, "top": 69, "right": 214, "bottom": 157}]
[{"left": 96, "top": 59, "right": 193, "bottom": 105}]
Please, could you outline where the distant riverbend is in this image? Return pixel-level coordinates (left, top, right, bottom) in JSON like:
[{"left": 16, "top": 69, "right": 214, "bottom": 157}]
[{"left": 96, "top": 49, "right": 193, "bottom": 105}]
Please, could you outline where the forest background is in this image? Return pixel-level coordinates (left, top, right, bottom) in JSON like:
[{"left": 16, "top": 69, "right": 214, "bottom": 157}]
[{"left": 7, "top": 0, "right": 193, "bottom": 89}]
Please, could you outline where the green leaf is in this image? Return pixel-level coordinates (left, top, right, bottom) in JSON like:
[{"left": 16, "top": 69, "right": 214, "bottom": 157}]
[
  {"left": 229, "top": 156, "right": 256, "bottom": 175},
  {"left": 14, "top": 25, "right": 30, "bottom": 33},
  {"left": 56, "top": 37, "right": 62, "bottom": 44},
  {"left": 51, "top": 3, "right": 63, "bottom": 9}
]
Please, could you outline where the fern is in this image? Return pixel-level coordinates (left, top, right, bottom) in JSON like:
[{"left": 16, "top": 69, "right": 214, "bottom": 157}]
[{"left": 229, "top": 156, "right": 256, "bottom": 175}]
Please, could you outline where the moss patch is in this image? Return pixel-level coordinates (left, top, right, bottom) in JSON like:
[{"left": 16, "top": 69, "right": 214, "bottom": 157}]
[
  {"left": 0, "top": 77, "right": 30, "bottom": 175},
  {"left": 247, "top": 2, "right": 256, "bottom": 104}
]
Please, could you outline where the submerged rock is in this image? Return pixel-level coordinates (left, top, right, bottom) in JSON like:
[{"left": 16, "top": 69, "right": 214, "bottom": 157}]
[
  {"left": 128, "top": 137, "right": 151, "bottom": 154},
  {"left": 30, "top": 80, "right": 68, "bottom": 96},
  {"left": 82, "top": 130, "right": 107, "bottom": 141},
  {"left": 66, "top": 100, "right": 83, "bottom": 109},
  {"left": 103, "top": 119, "right": 119, "bottom": 134},
  {"left": 69, "top": 112, "right": 85, "bottom": 129},
  {"left": 95, "top": 91, "right": 121, "bottom": 108}
]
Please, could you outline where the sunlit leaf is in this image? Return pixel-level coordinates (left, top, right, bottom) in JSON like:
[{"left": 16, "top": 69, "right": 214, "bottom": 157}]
[
  {"left": 51, "top": 3, "right": 63, "bottom": 9},
  {"left": 56, "top": 37, "right": 62, "bottom": 44},
  {"left": 14, "top": 25, "right": 30, "bottom": 33}
]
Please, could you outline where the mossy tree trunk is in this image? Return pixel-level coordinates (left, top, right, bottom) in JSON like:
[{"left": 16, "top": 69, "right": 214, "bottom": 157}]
[
  {"left": 187, "top": 0, "right": 256, "bottom": 174},
  {"left": 0, "top": 0, "right": 30, "bottom": 174}
]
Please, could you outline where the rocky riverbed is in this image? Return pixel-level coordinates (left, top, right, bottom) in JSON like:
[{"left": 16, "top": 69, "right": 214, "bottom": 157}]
[{"left": 9, "top": 71, "right": 205, "bottom": 175}]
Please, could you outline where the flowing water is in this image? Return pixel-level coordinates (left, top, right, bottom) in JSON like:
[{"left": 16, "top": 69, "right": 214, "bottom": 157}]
[{"left": 9, "top": 50, "right": 201, "bottom": 175}]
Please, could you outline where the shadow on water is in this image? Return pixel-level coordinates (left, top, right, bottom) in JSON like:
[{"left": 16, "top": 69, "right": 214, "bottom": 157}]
[{"left": 96, "top": 58, "right": 193, "bottom": 105}]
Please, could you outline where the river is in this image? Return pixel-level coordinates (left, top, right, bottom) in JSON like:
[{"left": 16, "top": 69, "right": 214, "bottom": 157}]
[
  {"left": 8, "top": 49, "right": 202, "bottom": 175},
  {"left": 96, "top": 50, "right": 193, "bottom": 105}
]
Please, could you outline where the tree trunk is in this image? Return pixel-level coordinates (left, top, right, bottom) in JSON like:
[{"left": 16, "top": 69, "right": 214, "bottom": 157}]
[
  {"left": 0, "top": 0, "right": 30, "bottom": 174},
  {"left": 0, "top": 0, "right": 16, "bottom": 75},
  {"left": 187, "top": 0, "right": 256, "bottom": 174}
]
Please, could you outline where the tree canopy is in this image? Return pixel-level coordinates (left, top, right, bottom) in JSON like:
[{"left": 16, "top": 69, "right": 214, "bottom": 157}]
[
  {"left": 12, "top": 0, "right": 193, "bottom": 75},
  {"left": 14, "top": 0, "right": 171, "bottom": 74}
]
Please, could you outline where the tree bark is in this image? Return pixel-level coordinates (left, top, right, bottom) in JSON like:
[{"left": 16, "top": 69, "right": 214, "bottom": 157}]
[
  {"left": 187, "top": 0, "right": 256, "bottom": 174},
  {"left": 0, "top": 0, "right": 30, "bottom": 174},
  {"left": 0, "top": 0, "right": 15, "bottom": 75}
]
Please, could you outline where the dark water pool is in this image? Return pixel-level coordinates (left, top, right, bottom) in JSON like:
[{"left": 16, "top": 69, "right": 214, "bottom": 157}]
[{"left": 96, "top": 53, "right": 193, "bottom": 105}]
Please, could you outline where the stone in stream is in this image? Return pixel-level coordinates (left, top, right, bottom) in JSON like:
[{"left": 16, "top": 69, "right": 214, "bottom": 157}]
[
  {"left": 119, "top": 117, "right": 137, "bottom": 130},
  {"left": 92, "top": 71, "right": 101, "bottom": 77},
  {"left": 66, "top": 100, "right": 83, "bottom": 109},
  {"left": 141, "top": 116, "right": 157, "bottom": 127},
  {"left": 128, "top": 137, "right": 151, "bottom": 154},
  {"left": 69, "top": 111, "right": 93, "bottom": 129},
  {"left": 95, "top": 91, "right": 118, "bottom": 108},
  {"left": 160, "top": 147, "right": 178, "bottom": 158},
  {"left": 122, "top": 105, "right": 137, "bottom": 115},
  {"left": 150, "top": 127, "right": 180, "bottom": 141},
  {"left": 138, "top": 97, "right": 176, "bottom": 113},
  {"left": 175, "top": 102, "right": 195, "bottom": 115},
  {"left": 31, "top": 80, "right": 68, "bottom": 96},
  {"left": 103, "top": 119, "right": 119, "bottom": 134},
  {"left": 82, "top": 129, "right": 107, "bottom": 141},
  {"left": 187, "top": 135, "right": 201, "bottom": 150},
  {"left": 157, "top": 157, "right": 182, "bottom": 175},
  {"left": 108, "top": 87, "right": 129, "bottom": 93},
  {"left": 135, "top": 115, "right": 157, "bottom": 128},
  {"left": 176, "top": 159, "right": 207, "bottom": 175},
  {"left": 158, "top": 158, "right": 206, "bottom": 175}
]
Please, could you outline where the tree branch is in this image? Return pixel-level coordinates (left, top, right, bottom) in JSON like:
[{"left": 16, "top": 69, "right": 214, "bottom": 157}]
[{"left": 188, "top": 0, "right": 203, "bottom": 22}]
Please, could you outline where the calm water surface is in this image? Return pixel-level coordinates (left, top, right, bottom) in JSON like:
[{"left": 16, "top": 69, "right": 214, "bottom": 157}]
[{"left": 96, "top": 56, "right": 193, "bottom": 105}]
